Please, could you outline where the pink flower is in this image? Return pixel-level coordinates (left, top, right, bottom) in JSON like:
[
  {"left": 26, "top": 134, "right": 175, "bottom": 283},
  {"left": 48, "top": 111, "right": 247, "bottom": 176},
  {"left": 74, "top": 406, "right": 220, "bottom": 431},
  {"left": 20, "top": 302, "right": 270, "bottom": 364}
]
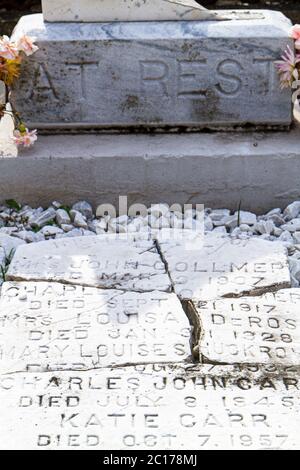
[
  {"left": 290, "top": 25, "right": 300, "bottom": 50},
  {"left": 12, "top": 128, "right": 38, "bottom": 148},
  {"left": 0, "top": 35, "right": 18, "bottom": 60},
  {"left": 275, "top": 45, "right": 300, "bottom": 89},
  {"left": 17, "top": 35, "right": 38, "bottom": 56}
]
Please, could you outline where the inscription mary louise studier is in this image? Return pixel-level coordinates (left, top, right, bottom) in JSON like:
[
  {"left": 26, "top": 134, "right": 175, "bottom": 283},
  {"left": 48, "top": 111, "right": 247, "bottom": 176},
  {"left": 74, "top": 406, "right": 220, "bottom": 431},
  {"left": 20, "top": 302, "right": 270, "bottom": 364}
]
[{"left": 0, "top": 282, "right": 192, "bottom": 373}]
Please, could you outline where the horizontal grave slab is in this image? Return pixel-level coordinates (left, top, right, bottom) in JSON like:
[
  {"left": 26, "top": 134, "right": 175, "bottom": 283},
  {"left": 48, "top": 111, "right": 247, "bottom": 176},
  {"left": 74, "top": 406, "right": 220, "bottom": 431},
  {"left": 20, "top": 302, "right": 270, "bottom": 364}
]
[
  {"left": 157, "top": 231, "right": 291, "bottom": 300},
  {"left": 6, "top": 235, "right": 171, "bottom": 292},
  {"left": 0, "top": 282, "right": 192, "bottom": 373},
  {"left": 0, "top": 363, "right": 299, "bottom": 449},
  {"left": 187, "top": 289, "right": 300, "bottom": 365},
  {"left": 10, "top": 12, "right": 292, "bottom": 131}
]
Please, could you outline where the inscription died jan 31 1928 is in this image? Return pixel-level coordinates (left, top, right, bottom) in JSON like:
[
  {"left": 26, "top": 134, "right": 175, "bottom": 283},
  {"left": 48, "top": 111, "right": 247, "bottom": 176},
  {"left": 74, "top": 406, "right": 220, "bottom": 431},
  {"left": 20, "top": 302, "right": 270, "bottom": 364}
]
[
  {"left": 10, "top": 12, "right": 292, "bottom": 130},
  {"left": 0, "top": 364, "right": 299, "bottom": 449}
]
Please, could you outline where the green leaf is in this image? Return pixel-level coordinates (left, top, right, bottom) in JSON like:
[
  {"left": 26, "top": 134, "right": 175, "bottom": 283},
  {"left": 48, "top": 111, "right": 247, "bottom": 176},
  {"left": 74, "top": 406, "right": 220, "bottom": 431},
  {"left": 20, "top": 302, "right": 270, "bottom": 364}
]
[{"left": 5, "top": 199, "right": 21, "bottom": 212}]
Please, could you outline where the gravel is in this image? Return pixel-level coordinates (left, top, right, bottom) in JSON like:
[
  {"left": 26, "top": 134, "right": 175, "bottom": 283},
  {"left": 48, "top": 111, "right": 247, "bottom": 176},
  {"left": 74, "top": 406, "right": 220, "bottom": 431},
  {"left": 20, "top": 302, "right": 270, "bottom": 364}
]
[{"left": 2, "top": 199, "right": 300, "bottom": 285}]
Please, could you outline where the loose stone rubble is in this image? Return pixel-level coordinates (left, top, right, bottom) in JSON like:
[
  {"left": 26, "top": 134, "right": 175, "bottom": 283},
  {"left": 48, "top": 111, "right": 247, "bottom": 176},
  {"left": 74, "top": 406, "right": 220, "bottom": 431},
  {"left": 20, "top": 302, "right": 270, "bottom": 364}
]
[
  {"left": 0, "top": 199, "right": 300, "bottom": 449},
  {"left": 0, "top": 364, "right": 299, "bottom": 450}
]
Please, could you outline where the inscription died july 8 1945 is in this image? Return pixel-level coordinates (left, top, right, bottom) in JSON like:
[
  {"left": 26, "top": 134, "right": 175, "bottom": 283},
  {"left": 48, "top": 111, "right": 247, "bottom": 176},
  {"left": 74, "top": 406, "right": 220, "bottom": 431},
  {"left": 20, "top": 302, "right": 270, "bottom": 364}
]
[
  {"left": 0, "top": 364, "right": 299, "bottom": 449},
  {"left": 11, "top": 11, "right": 292, "bottom": 130}
]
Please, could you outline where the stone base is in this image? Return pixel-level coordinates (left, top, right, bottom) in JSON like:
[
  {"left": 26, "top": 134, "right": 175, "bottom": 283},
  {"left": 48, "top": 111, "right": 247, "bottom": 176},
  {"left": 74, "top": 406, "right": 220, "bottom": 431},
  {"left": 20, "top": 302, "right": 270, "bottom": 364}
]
[
  {"left": 1, "top": 125, "right": 300, "bottom": 212},
  {"left": 10, "top": 11, "right": 292, "bottom": 131}
]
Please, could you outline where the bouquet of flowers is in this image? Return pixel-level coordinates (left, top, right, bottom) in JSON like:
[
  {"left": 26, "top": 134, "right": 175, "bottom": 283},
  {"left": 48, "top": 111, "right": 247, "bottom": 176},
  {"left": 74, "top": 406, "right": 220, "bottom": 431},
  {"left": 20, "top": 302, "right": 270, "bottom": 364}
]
[
  {"left": 0, "top": 34, "right": 38, "bottom": 148},
  {"left": 276, "top": 25, "right": 300, "bottom": 105}
]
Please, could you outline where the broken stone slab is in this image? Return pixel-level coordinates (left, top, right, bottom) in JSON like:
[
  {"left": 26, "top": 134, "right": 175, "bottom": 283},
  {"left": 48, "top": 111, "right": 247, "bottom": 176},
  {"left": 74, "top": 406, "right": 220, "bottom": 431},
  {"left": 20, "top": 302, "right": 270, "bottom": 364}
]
[
  {"left": 0, "top": 235, "right": 25, "bottom": 268},
  {"left": 0, "top": 281, "right": 192, "bottom": 373},
  {"left": 10, "top": 12, "right": 292, "bottom": 131},
  {"left": 187, "top": 289, "right": 300, "bottom": 365},
  {"left": 157, "top": 231, "right": 291, "bottom": 300},
  {"left": 6, "top": 235, "right": 171, "bottom": 292},
  {"left": 41, "top": 0, "right": 226, "bottom": 22},
  {"left": 0, "top": 363, "right": 299, "bottom": 449}
]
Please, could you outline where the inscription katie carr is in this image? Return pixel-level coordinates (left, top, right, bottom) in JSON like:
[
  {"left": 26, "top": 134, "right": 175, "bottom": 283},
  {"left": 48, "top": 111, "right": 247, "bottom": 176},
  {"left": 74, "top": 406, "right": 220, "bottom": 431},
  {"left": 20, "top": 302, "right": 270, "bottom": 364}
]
[{"left": 0, "top": 364, "right": 299, "bottom": 449}]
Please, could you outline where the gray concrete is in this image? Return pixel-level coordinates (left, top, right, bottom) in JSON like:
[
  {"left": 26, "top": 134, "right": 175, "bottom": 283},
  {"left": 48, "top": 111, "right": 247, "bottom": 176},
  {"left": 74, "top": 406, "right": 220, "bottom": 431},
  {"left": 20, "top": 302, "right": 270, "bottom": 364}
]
[
  {"left": 1, "top": 126, "right": 300, "bottom": 212},
  {"left": 11, "top": 12, "right": 292, "bottom": 131}
]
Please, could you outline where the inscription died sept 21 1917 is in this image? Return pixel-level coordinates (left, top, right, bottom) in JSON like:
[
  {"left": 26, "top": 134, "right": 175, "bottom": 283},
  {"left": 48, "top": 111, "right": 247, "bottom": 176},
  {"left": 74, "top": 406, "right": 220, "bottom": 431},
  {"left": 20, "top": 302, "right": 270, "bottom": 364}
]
[{"left": 10, "top": 12, "right": 293, "bottom": 130}]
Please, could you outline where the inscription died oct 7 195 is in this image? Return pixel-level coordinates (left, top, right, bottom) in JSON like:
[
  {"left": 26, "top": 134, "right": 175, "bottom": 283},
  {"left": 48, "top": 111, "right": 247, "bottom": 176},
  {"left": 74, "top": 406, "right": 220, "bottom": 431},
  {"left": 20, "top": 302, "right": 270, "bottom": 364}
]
[{"left": 0, "top": 364, "right": 299, "bottom": 449}]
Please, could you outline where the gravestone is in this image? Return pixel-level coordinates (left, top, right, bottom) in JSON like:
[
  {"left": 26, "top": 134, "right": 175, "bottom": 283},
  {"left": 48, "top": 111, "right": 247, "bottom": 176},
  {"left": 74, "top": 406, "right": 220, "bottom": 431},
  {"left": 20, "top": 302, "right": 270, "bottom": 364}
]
[
  {"left": 6, "top": 235, "right": 171, "bottom": 292},
  {"left": 0, "top": 363, "right": 299, "bottom": 449},
  {"left": 157, "top": 231, "right": 291, "bottom": 300},
  {"left": 10, "top": 5, "right": 292, "bottom": 130},
  {"left": 188, "top": 289, "right": 300, "bottom": 364},
  {"left": 0, "top": 282, "right": 192, "bottom": 373}
]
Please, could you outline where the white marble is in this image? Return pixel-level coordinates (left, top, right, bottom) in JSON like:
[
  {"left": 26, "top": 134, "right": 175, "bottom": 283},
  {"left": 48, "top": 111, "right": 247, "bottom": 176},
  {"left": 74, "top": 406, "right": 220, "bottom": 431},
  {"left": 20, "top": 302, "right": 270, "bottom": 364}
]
[
  {"left": 41, "top": 0, "right": 223, "bottom": 22},
  {"left": 0, "top": 281, "right": 192, "bottom": 373},
  {"left": 0, "top": 363, "right": 299, "bottom": 449},
  {"left": 6, "top": 235, "right": 171, "bottom": 292},
  {"left": 158, "top": 231, "right": 291, "bottom": 300},
  {"left": 189, "top": 289, "right": 300, "bottom": 365}
]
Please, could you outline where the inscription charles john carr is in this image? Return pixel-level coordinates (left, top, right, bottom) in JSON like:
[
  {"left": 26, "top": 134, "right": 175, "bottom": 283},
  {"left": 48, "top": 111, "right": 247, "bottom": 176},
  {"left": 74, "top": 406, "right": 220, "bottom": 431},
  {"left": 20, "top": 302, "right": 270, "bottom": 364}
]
[
  {"left": 188, "top": 289, "right": 300, "bottom": 365},
  {"left": 0, "top": 364, "right": 299, "bottom": 449},
  {"left": 0, "top": 282, "right": 192, "bottom": 373}
]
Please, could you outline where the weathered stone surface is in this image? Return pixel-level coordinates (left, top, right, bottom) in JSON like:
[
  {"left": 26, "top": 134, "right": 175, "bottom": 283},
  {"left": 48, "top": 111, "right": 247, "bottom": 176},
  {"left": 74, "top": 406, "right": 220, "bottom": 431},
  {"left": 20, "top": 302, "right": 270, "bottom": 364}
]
[
  {"left": 6, "top": 235, "right": 171, "bottom": 292},
  {"left": 0, "top": 363, "right": 299, "bottom": 449},
  {"left": 0, "top": 235, "right": 25, "bottom": 267},
  {"left": 41, "top": 0, "right": 224, "bottom": 22},
  {"left": 2, "top": 128, "right": 300, "bottom": 212},
  {"left": 0, "top": 282, "right": 191, "bottom": 373},
  {"left": 188, "top": 289, "right": 300, "bottom": 365},
  {"left": 158, "top": 232, "right": 291, "bottom": 300},
  {"left": 10, "top": 12, "right": 292, "bottom": 130}
]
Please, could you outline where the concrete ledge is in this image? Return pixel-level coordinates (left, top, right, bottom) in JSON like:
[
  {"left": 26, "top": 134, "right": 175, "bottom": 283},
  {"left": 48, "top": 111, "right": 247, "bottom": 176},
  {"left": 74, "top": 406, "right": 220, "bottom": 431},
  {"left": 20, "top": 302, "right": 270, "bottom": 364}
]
[{"left": 1, "top": 126, "right": 300, "bottom": 212}]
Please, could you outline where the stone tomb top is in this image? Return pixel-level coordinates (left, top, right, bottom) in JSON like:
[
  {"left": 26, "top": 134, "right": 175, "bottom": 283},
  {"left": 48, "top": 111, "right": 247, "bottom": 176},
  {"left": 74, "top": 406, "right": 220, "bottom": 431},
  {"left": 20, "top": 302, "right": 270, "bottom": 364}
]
[
  {"left": 6, "top": 235, "right": 171, "bottom": 293},
  {"left": 188, "top": 289, "right": 300, "bottom": 365},
  {"left": 0, "top": 281, "right": 192, "bottom": 373},
  {"left": 42, "top": 0, "right": 226, "bottom": 22},
  {"left": 0, "top": 363, "right": 299, "bottom": 450},
  {"left": 158, "top": 232, "right": 291, "bottom": 300},
  {"left": 11, "top": 11, "right": 292, "bottom": 131}
]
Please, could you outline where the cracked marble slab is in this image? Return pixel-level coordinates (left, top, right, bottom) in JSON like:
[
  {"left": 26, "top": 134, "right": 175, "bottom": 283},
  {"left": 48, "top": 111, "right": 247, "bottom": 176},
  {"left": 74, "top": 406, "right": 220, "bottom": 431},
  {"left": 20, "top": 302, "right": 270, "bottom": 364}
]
[
  {"left": 0, "top": 281, "right": 192, "bottom": 373},
  {"left": 157, "top": 231, "right": 291, "bottom": 300},
  {"left": 186, "top": 289, "right": 300, "bottom": 365},
  {"left": 6, "top": 235, "right": 171, "bottom": 293},
  {"left": 0, "top": 363, "right": 299, "bottom": 449}
]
